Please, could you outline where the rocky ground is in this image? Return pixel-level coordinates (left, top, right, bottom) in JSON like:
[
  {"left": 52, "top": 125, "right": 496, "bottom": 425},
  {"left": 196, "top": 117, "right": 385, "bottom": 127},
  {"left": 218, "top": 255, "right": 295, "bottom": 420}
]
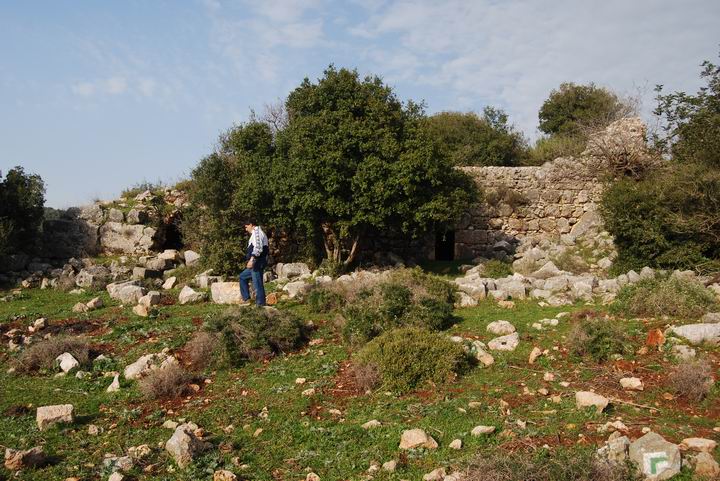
[{"left": 1, "top": 253, "right": 719, "bottom": 481}]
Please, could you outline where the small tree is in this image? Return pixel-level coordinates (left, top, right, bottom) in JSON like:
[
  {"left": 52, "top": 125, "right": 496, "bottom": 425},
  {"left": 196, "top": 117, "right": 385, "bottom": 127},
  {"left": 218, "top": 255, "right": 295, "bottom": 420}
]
[
  {"left": 276, "top": 66, "right": 477, "bottom": 266},
  {"left": 0, "top": 166, "right": 45, "bottom": 255},
  {"left": 423, "top": 107, "right": 528, "bottom": 166}
]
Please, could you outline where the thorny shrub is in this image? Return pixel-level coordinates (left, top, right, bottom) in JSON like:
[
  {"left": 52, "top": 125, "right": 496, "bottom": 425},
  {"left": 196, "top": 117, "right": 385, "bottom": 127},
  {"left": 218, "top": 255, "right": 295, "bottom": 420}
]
[
  {"left": 568, "top": 317, "right": 633, "bottom": 363},
  {"left": 138, "top": 364, "right": 193, "bottom": 400},
  {"left": 668, "top": 359, "right": 715, "bottom": 401},
  {"left": 15, "top": 337, "right": 90, "bottom": 373},
  {"left": 612, "top": 275, "right": 719, "bottom": 319}
]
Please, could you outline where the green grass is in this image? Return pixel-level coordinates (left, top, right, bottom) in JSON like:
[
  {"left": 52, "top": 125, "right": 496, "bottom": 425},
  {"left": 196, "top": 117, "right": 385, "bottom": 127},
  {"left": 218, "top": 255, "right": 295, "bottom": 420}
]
[{"left": 1, "top": 281, "right": 718, "bottom": 480}]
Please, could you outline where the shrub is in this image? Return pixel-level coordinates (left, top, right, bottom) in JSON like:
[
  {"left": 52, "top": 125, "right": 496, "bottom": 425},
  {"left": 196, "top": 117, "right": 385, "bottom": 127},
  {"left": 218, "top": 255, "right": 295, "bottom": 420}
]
[
  {"left": 206, "top": 306, "right": 309, "bottom": 365},
  {"left": 306, "top": 287, "right": 345, "bottom": 313},
  {"left": 15, "top": 337, "right": 90, "bottom": 373},
  {"left": 184, "top": 331, "right": 221, "bottom": 371},
  {"left": 355, "top": 327, "right": 469, "bottom": 394},
  {"left": 612, "top": 276, "right": 719, "bottom": 319},
  {"left": 482, "top": 259, "right": 513, "bottom": 278},
  {"left": 525, "top": 134, "right": 587, "bottom": 165},
  {"left": 0, "top": 166, "right": 45, "bottom": 255},
  {"left": 464, "top": 448, "right": 639, "bottom": 481},
  {"left": 668, "top": 359, "right": 714, "bottom": 401},
  {"left": 340, "top": 268, "right": 456, "bottom": 345},
  {"left": 569, "top": 318, "right": 633, "bottom": 362},
  {"left": 138, "top": 364, "right": 192, "bottom": 400},
  {"left": 351, "top": 362, "right": 381, "bottom": 392}
]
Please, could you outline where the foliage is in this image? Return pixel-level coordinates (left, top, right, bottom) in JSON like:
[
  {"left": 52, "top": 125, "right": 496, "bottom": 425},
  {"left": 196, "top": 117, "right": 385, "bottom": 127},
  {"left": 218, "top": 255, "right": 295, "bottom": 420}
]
[
  {"left": 15, "top": 337, "right": 90, "bottom": 373},
  {"left": 612, "top": 275, "right": 719, "bottom": 319},
  {"left": 569, "top": 317, "right": 633, "bottom": 362},
  {"left": 423, "top": 108, "right": 528, "bottom": 166},
  {"left": 482, "top": 259, "right": 514, "bottom": 278},
  {"left": 306, "top": 287, "right": 345, "bottom": 314},
  {"left": 601, "top": 162, "right": 720, "bottom": 272},
  {"left": 138, "top": 364, "right": 192, "bottom": 400},
  {"left": 525, "top": 134, "right": 587, "bottom": 165},
  {"left": 205, "top": 306, "right": 309, "bottom": 365},
  {"left": 355, "top": 327, "right": 469, "bottom": 394},
  {"left": 184, "top": 331, "right": 221, "bottom": 371},
  {"left": 538, "top": 82, "right": 634, "bottom": 137},
  {"left": 0, "top": 166, "right": 45, "bottom": 255},
  {"left": 653, "top": 57, "right": 720, "bottom": 167},
  {"left": 667, "top": 359, "right": 714, "bottom": 401},
  {"left": 276, "top": 66, "right": 478, "bottom": 266},
  {"left": 340, "top": 268, "right": 457, "bottom": 344},
  {"left": 120, "top": 179, "right": 166, "bottom": 199}
]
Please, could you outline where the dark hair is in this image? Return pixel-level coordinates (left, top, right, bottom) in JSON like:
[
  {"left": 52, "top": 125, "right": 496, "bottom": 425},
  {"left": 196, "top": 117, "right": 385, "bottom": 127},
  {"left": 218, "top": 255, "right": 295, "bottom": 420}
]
[{"left": 244, "top": 218, "right": 257, "bottom": 226}]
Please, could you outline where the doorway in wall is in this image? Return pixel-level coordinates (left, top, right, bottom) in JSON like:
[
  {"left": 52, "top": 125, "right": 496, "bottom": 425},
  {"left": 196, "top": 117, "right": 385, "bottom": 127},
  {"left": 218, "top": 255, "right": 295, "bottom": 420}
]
[{"left": 434, "top": 229, "right": 455, "bottom": 261}]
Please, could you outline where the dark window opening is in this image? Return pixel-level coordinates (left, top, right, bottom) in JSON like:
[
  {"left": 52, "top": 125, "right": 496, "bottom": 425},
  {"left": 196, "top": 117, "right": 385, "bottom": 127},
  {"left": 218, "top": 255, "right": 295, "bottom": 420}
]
[
  {"left": 162, "top": 222, "right": 183, "bottom": 250},
  {"left": 435, "top": 229, "right": 455, "bottom": 261}
]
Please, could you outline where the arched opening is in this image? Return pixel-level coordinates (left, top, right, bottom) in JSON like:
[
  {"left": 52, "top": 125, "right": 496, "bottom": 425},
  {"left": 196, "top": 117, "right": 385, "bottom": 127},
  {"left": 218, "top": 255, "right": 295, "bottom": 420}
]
[{"left": 434, "top": 229, "right": 455, "bottom": 261}]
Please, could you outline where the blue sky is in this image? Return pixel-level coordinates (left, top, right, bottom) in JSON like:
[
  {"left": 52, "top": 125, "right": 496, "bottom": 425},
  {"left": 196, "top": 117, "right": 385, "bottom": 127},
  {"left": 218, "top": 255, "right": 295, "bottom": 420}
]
[{"left": 1, "top": 0, "right": 718, "bottom": 207}]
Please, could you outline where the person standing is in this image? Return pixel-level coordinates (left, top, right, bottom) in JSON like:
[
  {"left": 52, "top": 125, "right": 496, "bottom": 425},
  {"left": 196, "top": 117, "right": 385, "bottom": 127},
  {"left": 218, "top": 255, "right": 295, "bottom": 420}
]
[{"left": 239, "top": 219, "right": 269, "bottom": 306}]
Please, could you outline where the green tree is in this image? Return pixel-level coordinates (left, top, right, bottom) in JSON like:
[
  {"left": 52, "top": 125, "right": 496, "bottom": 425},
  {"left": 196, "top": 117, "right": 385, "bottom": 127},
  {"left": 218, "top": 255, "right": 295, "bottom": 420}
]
[
  {"left": 0, "top": 166, "right": 45, "bottom": 255},
  {"left": 275, "top": 66, "right": 477, "bottom": 266},
  {"left": 538, "top": 82, "right": 633, "bottom": 137},
  {"left": 423, "top": 107, "right": 528, "bottom": 166}
]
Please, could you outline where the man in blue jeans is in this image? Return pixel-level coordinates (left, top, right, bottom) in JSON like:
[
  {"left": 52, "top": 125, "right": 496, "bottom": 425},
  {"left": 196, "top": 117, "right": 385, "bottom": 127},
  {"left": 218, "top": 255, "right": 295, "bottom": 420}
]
[{"left": 239, "top": 219, "right": 269, "bottom": 306}]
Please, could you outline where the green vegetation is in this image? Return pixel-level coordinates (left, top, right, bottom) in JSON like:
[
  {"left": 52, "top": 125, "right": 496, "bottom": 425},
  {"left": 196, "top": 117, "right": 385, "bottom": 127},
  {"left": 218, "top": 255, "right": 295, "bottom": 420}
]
[
  {"left": 0, "top": 166, "right": 45, "bottom": 255},
  {"left": 568, "top": 315, "right": 634, "bottom": 362},
  {"left": 612, "top": 275, "right": 719, "bottom": 319},
  {"left": 355, "top": 327, "right": 469, "bottom": 394},
  {"left": 423, "top": 107, "right": 528, "bottom": 166},
  {"left": 482, "top": 259, "right": 514, "bottom": 278}
]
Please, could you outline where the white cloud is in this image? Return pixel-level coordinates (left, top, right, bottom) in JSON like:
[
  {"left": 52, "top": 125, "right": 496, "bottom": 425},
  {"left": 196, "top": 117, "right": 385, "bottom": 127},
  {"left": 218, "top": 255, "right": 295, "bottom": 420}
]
[{"left": 105, "top": 76, "right": 128, "bottom": 94}]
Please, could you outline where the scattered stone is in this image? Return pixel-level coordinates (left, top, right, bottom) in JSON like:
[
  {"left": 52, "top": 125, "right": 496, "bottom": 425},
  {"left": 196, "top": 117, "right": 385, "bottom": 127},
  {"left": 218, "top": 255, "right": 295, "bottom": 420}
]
[
  {"left": 133, "top": 304, "right": 149, "bottom": 317},
  {"left": 165, "top": 424, "right": 208, "bottom": 468},
  {"left": 138, "top": 291, "right": 161, "bottom": 307},
  {"left": 213, "top": 470, "right": 237, "bottom": 481},
  {"left": 4, "top": 446, "right": 47, "bottom": 470},
  {"left": 36, "top": 404, "right": 74, "bottom": 430},
  {"left": 184, "top": 250, "right": 201, "bottom": 266},
  {"left": 689, "top": 452, "right": 720, "bottom": 478},
  {"left": 86, "top": 296, "right": 103, "bottom": 310},
  {"left": 362, "top": 420, "right": 381, "bottom": 430},
  {"left": 162, "top": 277, "right": 177, "bottom": 290},
  {"left": 628, "top": 432, "right": 681, "bottom": 481},
  {"left": 470, "top": 340, "right": 495, "bottom": 366},
  {"left": 108, "top": 471, "right": 124, "bottom": 481},
  {"left": 107, "top": 374, "right": 121, "bottom": 393},
  {"left": 399, "top": 429, "right": 438, "bottom": 449},
  {"left": 422, "top": 467, "right": 446, "bottom": 481},
  {"left": 488, "top": 332, "right": 519, "bottom": 351},
  {"left": 671, "top": 323, "right": 720, "bottom": 345},
  {"left": 306, "top": 473, "right": 320, "bottom": 481},
  {"left": 124, "top": 352, "right": 177, "bottom": 380},
  {"left": 107, "top": 280, "right": 147, "bottom": 304},
  {"left": 302, "top": 388, "right": 316, "bottom": 396},
  {"left": 486, "top": 320, "right": 516, "bottom": 335},
  {"left": 88, "top": 424, "right": 102, "bottom": 435},
  {"left": 382, "top": 460, "right": 397, "bottom": 472},
  {"left": 679, "top": 437, "right": 717, "bottom": 453},
  {"left": 671, "top": 344, "right": 696, "bottom": 360},
  {"left": 528, "top": 346, "right": 543, "bottom": 364},
  {"left": 471, "top": 425, "right": 496, "bottom": 436},
  {"left": 163, "top": 420, "right": 179, "bottom": 430},
  {"left": 575, "top": 391, "right": 609, "bottom": 413},
  {"left": 55, "top": 352, "right": 80, "bottom": 372},
  {"left": 596, "top": 432, "right": 630, "bottom": 463},
  {"left": 449, "top": 439, "right": 462, "bottom": 450},
  {"left": 620, "top": 377, "right": 643, "bottom": 391},
  {"left": 211, "top": 282, "right": 243, "bottom": 304},
  {"left": 178, "top": 286, "right": 205, "bottom": 305}
]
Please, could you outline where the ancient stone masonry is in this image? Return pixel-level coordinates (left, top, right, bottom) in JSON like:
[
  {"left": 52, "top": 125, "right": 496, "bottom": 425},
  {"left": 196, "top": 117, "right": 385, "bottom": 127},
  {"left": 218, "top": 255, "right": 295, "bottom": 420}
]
[{"left": 455, "top": 157, "right": 604, "bottom": 260}]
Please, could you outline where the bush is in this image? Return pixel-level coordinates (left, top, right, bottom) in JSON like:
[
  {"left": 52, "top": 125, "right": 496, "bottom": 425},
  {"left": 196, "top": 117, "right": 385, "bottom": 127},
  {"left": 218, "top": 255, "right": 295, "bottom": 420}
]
[
  {"left": 612, "top": 276, "right": 719, "bottom": 319},
  {"left": 184, "top": 331, "right": 220, "bottom": 371},
  {"left": 340, "top": 268, "right": 456, "bottom": 345},
  {"left": 15, "top": 337, "right": 90, "bottom": 373},
  {"left": 138, "top": 364, "right": 192, "bottom": 400},
  {"left": 465, "top": 448, "right": 639, "bottom": 481},
  {"left": 667, "top": 359, "right": 714, "bottom": 401},
  {"left": 206, "top": 306, "right": 309, "bottom": 365},
  {"left": 525, "top": 134, "right": 587, "bottom": 165},
  {"left": 306, "top": 287, "right": 345, "bottom": 314},
  {"left": 482, "top": 259, "right": 513, "bottom": 278},
  {"left": 569, "top": 318, "right": 633, "bottom": 362},
  {"left": 0, "top": 166, "right": 45, "bottom": 255},
  {"left": 355, "top": 327, "right": 469, "bottom": 394}
]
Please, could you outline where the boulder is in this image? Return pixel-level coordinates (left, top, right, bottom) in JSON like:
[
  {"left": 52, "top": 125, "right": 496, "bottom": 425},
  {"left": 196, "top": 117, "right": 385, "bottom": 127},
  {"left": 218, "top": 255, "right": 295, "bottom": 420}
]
[
  {"left": 470, "top": 340, "right": 494, "bottom": 366},
  {"left": 488, "top": 332, "right": 519, "bottom": 352},
  {"left": 162, "top": 276, "right": 177, "bottom": 290},
  {"left": 628, "top": 432, "right": 681, "bottom": 480},
  {"left": 184, "top": 250, "right": 201, "bottom": 266},
  {"left": 55, "top": 352, "right": 80, "bottom": 372},
  {"left": 211, "top": 282, "right": 242, "bottom": 304},
  {"left": 276, "top": 262, "right": 311, "bottom": 280},
  {"left": 575, "top": 391, "right": 609, "bottom": 413},
  {"left": 125, "top": 207, "right": 148, "bottom": 225},
  {"left": 165, "top": 424, "right": 208, "bottom": 467},
  {"left": 486, "top": 320, "right": 515, "bottom": 336},
  {"left": 158, "top": 249, "right": 181, "bottom": 262},
  {"left": 4, "top": 446, "right": 47, "bottom": 470},
  {"left": 36, "top": 404, "right": 74, "bottom": 430},
  {"left": 99, "top": 222, "right": 157, "bottom": 254},
  {"left": 283, "top": 280, "right": 312, "bottom": 299},
  {"left": 138, "top": 291, "right": 161, "bottom": 307},
  {"left": 679, "top": 437, "right": 717, "bottom": 453},
  {"left": 132, "top": 304, "right": 149, "bottom": 317},
  {"left": 471, "top": 425, "right": 496, "bottom": 436},
  {"left": 530, "top": 261, "right": 562, "bottom": 279},
  {"left": 86, "top": 296, "right": 104, "bottom": 310},
  {"left": 145, "top": 258, "right": 173, "bottom": 271},
  {"left": 688, "top": 452, "right": 720, "bottom": 478},
  {"left": 619, "top": 377, "right": 643, "bottom": 391},
  {"left": 399, "top": 429, "right": 438, "bottom": 450},
  {"left": 457, "top": 292, "right": 478, "bottom": 307},
  {"left": 75, "top": 266, "right": 112, "bottom": 289},
  {"left": 179, "top": 286, "right": 205, "bottom": 305},
  {"left": 124, "top": 353, "right": 177, "bottom": 380},
  {"left": 107, "top": 280, "right": 147, "bottom": 304},
  {"left": 108, "top": 208, "right": 124, "bottom": 222},
  {"left": 132, "top": 266, "right": 161, "bottom": 280},
  {"left": 670, "top": 323, "right": 720, "bottom": 345}
]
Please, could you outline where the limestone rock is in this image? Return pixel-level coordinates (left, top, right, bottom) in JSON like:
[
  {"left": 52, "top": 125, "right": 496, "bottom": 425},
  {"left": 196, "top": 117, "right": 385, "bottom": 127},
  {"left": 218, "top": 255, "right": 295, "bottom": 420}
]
[
  {"left": 628, "top": 432, "right": 681, "bottom": 481},
  {"left": 679, "top": 437, "right": 717, "bottom": 453},
  {"left": 486, "top": 320, "right": 515, "bottom": 336},
  {"left": 689, "top": 452, "right": 720, "bottom": 478},
  {"left": 422, "top": 467, "right": 446, "bottom": 481},
  {"left": 75, "top": 266, "right": 112, "bottom": 289},
  {"left": 86, "top": 296, "right": 103, "bottom": 310},
  {"left": 575, "top": 391, "right": 609, "bottom": 413},
  {"left": 620, "top": 377, "right": 643, "bottom": 391},
  {"left": 165, "top": 423, "right": 208, "bottom": 468},
  {"left": 596, "top": 433, "right": 630, "bottom": 463},
  {"left": 213, "top": 470, "right": 238, "bottom": 481},
  {"left": 275, "top": 262, "right": 311, "bottom": 280},
  {"left": 107, "top": 280, "right": 147, "bottom": 304},
  {"left": 184, "top": 250, "right": 200, "bottom": 266},
  {"left": 179, "top": 286, "right": 205, "bottom": 305},
  {"left": 146, "top": 258, "right": 173, "bottom": 271},
  {"left": 362, "top": 419, "right": 381, "bottom": 430},
  {"left": 671, "top": 344, "right": 696, "bottom": 360},
  {"left": 382, "top": 460, "right": 397, "bottom": 471},
  {"left": 449, "top": 439, "right": 462, "bottom": 450},
  {"left": 530, "top": 261, "right": 562, "bottom": 279},
  {"left": 162, "top": 276, "right": 177, "bottom": 290},
  {"left": 99, "top": 222, "right": 157, "bottom": 254},
  {"left": 282, "top": 280, "right": 312, "bottom": 299},
  {"left": 671, "top": 323, "right": 720, "bottom": 345},
  {"left": 55, "top": 352, "right": 80, "bottom": 372},
  {"left": 124, "top": 353, "right": 176, "bottom": 380},
  {"left": 107, "top": 374, "right": 120, "bottom": 393},
  {"left": 36, "top": 404, "right": 74, "bottom": 430},
  {"left": 399, "top": 429, "right": 438, "bottom": 449},
  {"left": 528, "top": 346, "right": 543, "bottom": 364},
  {"left": 211, "top": 282, "right": 242, "bottom": 304},
  {"left": 471, "top": 425, "right": 496, "bottom": 436},
  {"left": 72, "top": 302, "right": 88, "bottom": 313},
  {"left": 4, "top": 446, "right": 47, "bottom": 470},
  {"left": 488, "top": 332, "right": 519, "bottom": 351},
  {"left": 138, "top": 290, "right": 161, "bottom": 307},
  {"left": 133, "top": 304, "right": 149, "bottom": 317},
  {"left": 470, "top": 340, "right": 495, "bottom": 366}
]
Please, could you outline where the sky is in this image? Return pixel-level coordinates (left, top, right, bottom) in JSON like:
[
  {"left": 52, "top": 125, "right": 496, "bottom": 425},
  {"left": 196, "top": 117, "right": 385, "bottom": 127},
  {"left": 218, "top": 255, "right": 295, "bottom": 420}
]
[{"left": 1, "top": 0, "right": 718, "bottom": 208}]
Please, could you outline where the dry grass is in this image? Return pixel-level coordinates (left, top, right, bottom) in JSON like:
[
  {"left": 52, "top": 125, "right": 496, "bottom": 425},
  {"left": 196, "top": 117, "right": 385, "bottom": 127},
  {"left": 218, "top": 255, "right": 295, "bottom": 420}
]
[
  {"left": 464, "top": 449, "right": 638, "bottom": 481},
  {"left": 351, "top": 362, "right": 381, "bottom": 392},
  {"left": 138, "top": 364, "right": 192, "bottom": 400},
  {"left": 184, "top": 331, "right": 219, "bottom": 370},
  {"left": 15, "top": 337, "right": 90, "bottom": 372},
  {"left": 668, "top": 359, "right": 715, "bottom": 401}
]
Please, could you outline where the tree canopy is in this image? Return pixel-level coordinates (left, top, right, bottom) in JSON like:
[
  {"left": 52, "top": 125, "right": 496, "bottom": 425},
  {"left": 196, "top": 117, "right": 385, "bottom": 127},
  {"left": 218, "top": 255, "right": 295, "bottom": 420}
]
[
  {"left": 0, "top": 166, "right": 45, "bottom": 255},
  {"left": 423, "top": 108, "right": 528, "bottom": 166}
]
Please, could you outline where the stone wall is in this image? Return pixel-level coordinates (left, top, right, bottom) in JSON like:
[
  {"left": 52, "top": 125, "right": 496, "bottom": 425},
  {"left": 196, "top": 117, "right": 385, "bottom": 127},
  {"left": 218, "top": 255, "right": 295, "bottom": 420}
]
[{"left": 454, "top": 157, "right": 604, "bottom": 260}]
